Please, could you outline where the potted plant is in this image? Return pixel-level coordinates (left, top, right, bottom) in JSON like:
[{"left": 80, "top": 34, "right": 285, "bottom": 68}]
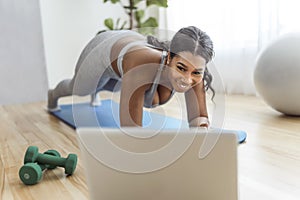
[{"left": 101, "top": 0, "right": 168, "bottom": 32}]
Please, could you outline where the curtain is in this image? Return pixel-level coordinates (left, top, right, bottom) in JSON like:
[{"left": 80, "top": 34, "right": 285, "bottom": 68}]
[{"left": 161, "top": 0, "right": 300, "bottom": 95}]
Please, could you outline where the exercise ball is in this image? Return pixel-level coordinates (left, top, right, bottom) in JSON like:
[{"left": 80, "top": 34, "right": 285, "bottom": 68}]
[{"left": 254, "top": 33, "right": 300, "bottom": 116}]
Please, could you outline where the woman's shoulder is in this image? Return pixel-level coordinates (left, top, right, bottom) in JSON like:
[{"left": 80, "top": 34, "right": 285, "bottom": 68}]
[
  {"left": 120, "top": 45, "right": 163, "bottom": 77},
  {"left": 126, "top": 46, "right": 162, "bottom": 65}
]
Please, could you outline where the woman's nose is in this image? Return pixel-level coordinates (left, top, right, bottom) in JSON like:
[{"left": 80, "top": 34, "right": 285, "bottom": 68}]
[{"left": 182, "top": 74, "right": 193, "bottom": 85}]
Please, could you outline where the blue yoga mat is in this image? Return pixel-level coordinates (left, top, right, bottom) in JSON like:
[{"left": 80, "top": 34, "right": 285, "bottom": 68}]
[{"left": 50, "top": 99, "right": 247, "bottom": 143}]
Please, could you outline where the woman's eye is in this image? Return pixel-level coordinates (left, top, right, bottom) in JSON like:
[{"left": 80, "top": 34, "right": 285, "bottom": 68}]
[
  {"left": 177, "top": 66, "right": 186, "bottom": 71},
  {"left": 193, "top": 71, "right": 202, "bottom": 75}
]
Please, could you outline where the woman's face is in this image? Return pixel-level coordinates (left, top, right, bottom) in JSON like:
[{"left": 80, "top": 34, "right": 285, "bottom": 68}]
[{"left": 167, "top": 51, "right": 206, "bottom": 92}]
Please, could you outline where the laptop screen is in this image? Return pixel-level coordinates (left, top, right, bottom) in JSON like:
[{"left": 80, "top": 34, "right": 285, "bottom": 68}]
[{"left": 77, "top": 128, "right": 238, "bottom": 200}]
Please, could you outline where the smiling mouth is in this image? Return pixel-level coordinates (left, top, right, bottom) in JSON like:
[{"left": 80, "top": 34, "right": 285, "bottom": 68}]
[{"left": 176, "top": 79, "right": 189, "bottom": 89}]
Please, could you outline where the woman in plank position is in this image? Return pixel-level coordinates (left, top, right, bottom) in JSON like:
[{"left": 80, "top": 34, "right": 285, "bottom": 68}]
[{"left": 48, "top": 26, "right": 214, "bottom": 127}]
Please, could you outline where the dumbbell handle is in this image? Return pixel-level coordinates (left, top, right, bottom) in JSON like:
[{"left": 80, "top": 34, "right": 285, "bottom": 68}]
[{"left": 36, "top": 154, "right": 67, "bottom": 167}]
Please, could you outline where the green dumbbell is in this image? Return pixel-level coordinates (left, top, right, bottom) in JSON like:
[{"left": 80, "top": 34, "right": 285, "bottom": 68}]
[
  {"left": 19, "top": 163, "right": 46, "bottom": 185},
  {"left": 43, "top": 149, "right": 61, "bottom": 169},
  {"left": 24, "top": 146, "right": 77, "bottom": 175}
]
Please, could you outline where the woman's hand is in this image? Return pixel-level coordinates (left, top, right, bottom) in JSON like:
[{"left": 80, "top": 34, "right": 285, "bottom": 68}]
[{"left": 189, "top": 116, "right": 210, "bottom": 128}]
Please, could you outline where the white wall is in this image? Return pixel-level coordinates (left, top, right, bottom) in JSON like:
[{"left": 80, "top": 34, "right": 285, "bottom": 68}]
[
  {"left": 0, "top": 0, "right": 48, "bottom": 105},
  {"left": 39, "top": 0, "right": 128, "bottom": 88}
]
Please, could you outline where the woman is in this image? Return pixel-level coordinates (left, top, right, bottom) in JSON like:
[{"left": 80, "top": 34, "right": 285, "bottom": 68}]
[{"left": 48, "top": 26, "right": 214, "bottom": 127}]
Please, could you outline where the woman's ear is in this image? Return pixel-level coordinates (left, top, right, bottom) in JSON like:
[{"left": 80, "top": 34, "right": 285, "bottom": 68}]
[{"left": 167, "top": 52, "right": 171, "bottom": 65}]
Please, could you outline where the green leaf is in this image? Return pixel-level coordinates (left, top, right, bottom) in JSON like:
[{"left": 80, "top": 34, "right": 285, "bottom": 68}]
[
  {"left": 134, "top": 10, "right": 145, "bottom": 24},
  {"left": 140, "top": 17, "right": 158, "bottom": 28},
  {"left": 104, "top": 18, "right": 114, "bottom": 30},
  {"left": 110, "top": 0, "right": 120, "bottom": 3},
  {"left": 104, "top": 0, "right": 120, "bottom": 4},
  {"left": 146, "top": 0, "right": 168, "bottom": 7}
]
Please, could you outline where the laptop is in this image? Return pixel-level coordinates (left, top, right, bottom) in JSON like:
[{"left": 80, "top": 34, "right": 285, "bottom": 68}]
[{"left": 76, "top": 128, "right": 238, "bottom": 200}]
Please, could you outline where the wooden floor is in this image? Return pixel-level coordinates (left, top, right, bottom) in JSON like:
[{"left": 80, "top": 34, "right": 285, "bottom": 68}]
[{"left": 0, "top": 95, "right": 299, "bottom": 200}]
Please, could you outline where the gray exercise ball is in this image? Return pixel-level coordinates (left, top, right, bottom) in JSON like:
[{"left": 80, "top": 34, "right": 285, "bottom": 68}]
[{"left": 254, "top": 33, "right": 300, "bottom": 116}]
